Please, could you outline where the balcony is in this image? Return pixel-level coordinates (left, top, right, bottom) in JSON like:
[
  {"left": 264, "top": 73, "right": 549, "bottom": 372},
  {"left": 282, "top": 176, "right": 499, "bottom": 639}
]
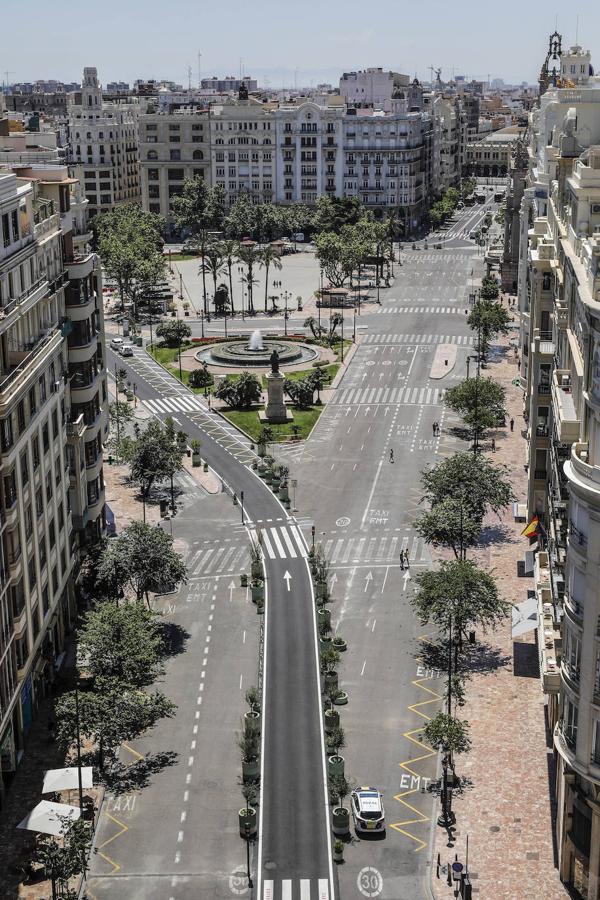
[
  {"left": 66, "top": 413, "right": 86, "bottom": 441},
  {"left": 0, "top": 329, "right": 62, "bottom": 411},
  {"left": 551, "top": 370, "right": 580, "bottom": 444},
  {"left": 0, "top": 277, "right": 50, "bottom": 333},
  {"left": 66, "top": 253, "right": 95, "bottom": 281},
  {"left": 565, "top": 443, "right": 600, "bottom": 501},
  {"left": 536, "top": 551, "right": 560, "bottom": 693}
]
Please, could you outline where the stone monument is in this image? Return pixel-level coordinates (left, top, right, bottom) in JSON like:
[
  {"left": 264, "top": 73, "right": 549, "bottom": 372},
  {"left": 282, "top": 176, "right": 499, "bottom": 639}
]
[{"left": 260, "top": 348, "right": 293, "bottom": 424}]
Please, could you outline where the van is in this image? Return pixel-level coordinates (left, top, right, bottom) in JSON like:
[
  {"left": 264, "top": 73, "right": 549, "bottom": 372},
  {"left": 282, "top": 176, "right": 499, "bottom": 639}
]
[{"left": 110, "top": 337, "right": 124, "bottom": 352}]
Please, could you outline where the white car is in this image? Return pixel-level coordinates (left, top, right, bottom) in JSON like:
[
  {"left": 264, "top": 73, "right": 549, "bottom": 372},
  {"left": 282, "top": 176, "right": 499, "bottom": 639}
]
[
  {"left": 351, "top": 787, "right": 385, "bottom": 834},
  {"left": 120, "top": 345, "right": 134, "bottom": 357},
  {"left": 110, "top": 337, "right": 124, "bottom": 352}
]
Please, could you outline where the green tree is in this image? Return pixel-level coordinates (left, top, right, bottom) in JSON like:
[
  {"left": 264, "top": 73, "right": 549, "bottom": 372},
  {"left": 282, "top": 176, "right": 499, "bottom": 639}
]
[
  {"left": 444, "top": 377, "right": 507, "bottom": 440},
  {"left": 314, "top": 195, "right": 363, "bottom": 233},
  {"left": 467, "top": 298, "right": 511, "bottom": 360},
  {"left": 283, "top": 203, "right": 314, "bottom": 242},
  {"left": 155, "top": 320, "right": 192, "bottom": 348},
  {"left": 95, "top": 203, "right": 165, "bottom": 320},
  {"left": 224, "top": 193, "right": 258, "bottom": 240},
  {"left": 414, "top": 496, "right": 482, "bottom": 560},
  {"left": 479, "top": 275, "right": 500, "bottom": 301},
  {"left": 171, "top": 178, "right": 226, "bottom": 313},
  {"left": 283, "top": 376, "right": 314, "bottom": 409},
  {"left": 220, "top": 239, "right": 239, "bottom": 315},
  {"left": 78, "top": 601, "right": 164, "bottom": 687},
  {"left": 411, "top": 558, "right": 509, "bottom": 638},
  {"left": 97, "top": 520, "right": 187, "bottom": 605},
  {"left": 423, "top": 712, "right": 471, "bottom": 755},
  {"left": 260, "top": 244, "right": 283, "bottom": 312},
  {"left": 127, "top": 419, "right": 185, "bottom": 498},
  {"left": 201, "top": 241, "right": 227, "bottom": 308},
  {"left": 304, "top": 316, "right": 325, "bottom": 340},
  {"left": 188, "top": 366, "right": 213, "bottom": 390},
  {"left": 34, "top": 816, "right": 91, "bottom": 897},
  {"left": 214, "top": 372, "right": 261, "bottom": 409},
  {"left": 420, "top": 452, "right": 513, "bottom": 523},
  {"left": 56, "top": 678, "right": 176, "bottom": 770},
  {"left": 236, "top": 242, "right": 261, "bottom": 313},
  {"left": 315, "top": 231, "right": 353, "bottom": 287}
]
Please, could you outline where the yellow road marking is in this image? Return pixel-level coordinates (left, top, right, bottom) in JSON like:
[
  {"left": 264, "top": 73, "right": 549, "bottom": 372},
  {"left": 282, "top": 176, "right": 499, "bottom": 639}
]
[
  {"left": 94, "top": 811, "right": 128, "bottom": 874},
  {"left": 390, "top": 637, "right": 442, "bottom": 851},
  {"left": 123, "top": 742, "right": 144, "bottom": 760}
]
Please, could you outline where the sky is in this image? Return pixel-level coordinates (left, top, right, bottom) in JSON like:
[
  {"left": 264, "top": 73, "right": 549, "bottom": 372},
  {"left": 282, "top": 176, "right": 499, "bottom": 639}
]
[{"left": 2, "top": 1, "right": 597, "bottom": 89}]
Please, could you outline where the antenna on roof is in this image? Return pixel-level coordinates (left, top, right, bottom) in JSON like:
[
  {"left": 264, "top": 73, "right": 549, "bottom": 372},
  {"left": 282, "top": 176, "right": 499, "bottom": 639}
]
[{"left": 575, "top": 13, "right": 579, "bottom": 45}]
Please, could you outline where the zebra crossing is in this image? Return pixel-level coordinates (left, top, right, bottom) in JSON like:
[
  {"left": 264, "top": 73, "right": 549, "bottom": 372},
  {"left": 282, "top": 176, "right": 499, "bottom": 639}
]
[
  {"left": 263, "top": 877, "right": 330, "bottom": 899},
  {"left": 333, "top": 385, "right": 445, "bottom": 406},
  {"left": 142, "top": 394, "right": 206, "bottom": 415},
  {"left": 372, "top": 305, "right": 466, "bottom": 315},
  {"left": 184, "top": 530, "right": 427, "bottom": 577},
  {"left": 363, "top": 333, "right": 474, "bottom": 345}
]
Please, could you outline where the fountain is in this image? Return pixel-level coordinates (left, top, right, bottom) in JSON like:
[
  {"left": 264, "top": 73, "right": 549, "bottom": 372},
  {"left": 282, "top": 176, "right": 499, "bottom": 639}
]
[{"left": 195, "top": 328, "right": 318, "bottom": 368}]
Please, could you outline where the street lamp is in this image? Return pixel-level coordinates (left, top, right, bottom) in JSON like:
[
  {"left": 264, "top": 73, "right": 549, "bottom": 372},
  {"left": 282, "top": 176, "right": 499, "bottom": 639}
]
[
  {"left": 311, "top": 525, "right": 316, "bottom": 551},
  {"left": 353, "top": 307, "right": 357, "bottom": 342},
  {"left": 240, "top": 490, "right": 245, "bottom": 525},
  {"left": 244, "top": 820, "right": 253, "bottom": 888},
  {"left": 284, "top": 291, "right": 289, "bottom": 336}
]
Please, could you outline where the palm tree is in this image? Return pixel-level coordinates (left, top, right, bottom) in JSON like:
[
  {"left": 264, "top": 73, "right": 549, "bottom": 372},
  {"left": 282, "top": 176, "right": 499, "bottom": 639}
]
[
  {"left": 203, "top": 243, "right": 227, "bottom": 313},
  {"left": 236, "top": 243, "right": 261, "bottom": 315},
  {"left": 220, "top": 239, "right": 239, "bottom": 316},
  {"left": 303, "top": 316, "right": 322, "bottom": 340},
  {"left": 260, "top": 244, "right": 283, "bottom": 313}
]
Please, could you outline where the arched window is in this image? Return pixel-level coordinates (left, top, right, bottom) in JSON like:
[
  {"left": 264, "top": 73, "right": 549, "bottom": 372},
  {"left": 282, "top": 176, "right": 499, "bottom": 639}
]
[
  {"left": 263, "top": 138, "right": 271, "bottom": 145},
  {"left": 147, "top": 150, "right": 158, "bottom": 160},
  {"left": 193, "top": 149, "right": 203, "bottom": 160}
]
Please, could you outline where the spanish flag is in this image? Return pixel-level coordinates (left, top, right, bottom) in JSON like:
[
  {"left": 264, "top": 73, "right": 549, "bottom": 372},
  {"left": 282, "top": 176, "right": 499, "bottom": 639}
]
[{"left": 521, "top": 517, "right": 539, "bottom": 538}]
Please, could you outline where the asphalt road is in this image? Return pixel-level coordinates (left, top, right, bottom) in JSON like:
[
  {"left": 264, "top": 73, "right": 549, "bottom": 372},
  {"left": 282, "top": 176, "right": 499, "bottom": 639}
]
[{"left": 89, "top": 343, "right": 333, "bottom": 898}]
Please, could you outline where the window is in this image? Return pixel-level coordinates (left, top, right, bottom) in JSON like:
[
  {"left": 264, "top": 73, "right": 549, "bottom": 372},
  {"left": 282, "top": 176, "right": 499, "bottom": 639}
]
[
  {"left": 28, "top": 555, "right": 37, "bottom": 590},
  {"left": 192, "top": 124, "right": 203, "bottom": 131},
  {"left": 32, "top": 437, "right": 40, "bottom": 470},
  {"left": 35, "top": 487, "right": 43, "bottom": 518},
  {"left": 49, "top": 518, "right": 56, "bottom": 548},
  {"left": 193, "top": 149, "right": 204, "bottom": 160},
  {"left": 170, "top": 150, "right": 181, "bottom": 161},
  {"left": 52, "top": 409, "right": 58, "bottom": 441},
  {"left": 42, "top": 422, "right": 49, "bottom": 454},
  {"left": 148, "top": 169, "right": 159, "bottom": 180},
  {"left": 25, "top": 505, "right": 33, "bottom": 539},
  {"left": 168, "top": 169, "right": 184, "bottom": 181},
  {"left": 564, "top": 694, "right": 579, "bottom": 747},
  {"left": 20, "top": 451, "right": 29, "bottom": 487},
  {"left": 55, "top": 456, "right": 62, "bottom": 486},
  {"left": 147, "top": 150, "right": 158, "bottom": 160},
  {"left": 149, "top": 203, "right": 160, "bottom": 214},
  {"left": 29, "top": 386, "right": 36, "bottom": 417},
  {"left": 46, "top": 471, "right": 53, "bottom": 502},
  {"left": 1, "top": 416, "right": 13, "bottom": 452},
  {"left": 2, "top": 213, "right": 10, "bottom": 247},
  {"left": 169, "top": 136, "right": 180, "bottom": 143}
]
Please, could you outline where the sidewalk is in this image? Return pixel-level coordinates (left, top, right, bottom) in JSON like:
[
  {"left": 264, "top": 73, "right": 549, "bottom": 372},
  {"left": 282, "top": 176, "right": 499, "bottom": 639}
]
[{"left": 430, "top": 325, "right": 568, "bottom": 899}]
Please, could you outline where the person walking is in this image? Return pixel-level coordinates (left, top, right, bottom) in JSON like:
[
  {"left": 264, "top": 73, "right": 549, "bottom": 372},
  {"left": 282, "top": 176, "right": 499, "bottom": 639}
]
[
  {"left": 389, "top": 448, "right": 395, "bottom": 463},
  {"left": 404, "top": 548, "right": 410, "bottom": 569},
  {"left": 432, "top": 421, "right": 438, "bottom": 437},
  {"left": 491, "top": 437, "right": 496, "bottom": 452},
  {"left": 510, "top": 417, "right": 515, "bottom": 432},
  {"left": 399, "top": 548, "right": 405, "bottom": 570}
]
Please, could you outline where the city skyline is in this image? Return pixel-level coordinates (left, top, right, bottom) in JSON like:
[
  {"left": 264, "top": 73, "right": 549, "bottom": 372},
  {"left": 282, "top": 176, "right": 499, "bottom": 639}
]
[{"left": 1, "top": 0, "right": 595, "bottom": 88}]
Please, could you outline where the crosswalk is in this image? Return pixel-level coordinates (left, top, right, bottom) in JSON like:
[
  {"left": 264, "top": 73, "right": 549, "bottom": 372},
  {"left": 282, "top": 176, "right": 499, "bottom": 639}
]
[
  {"left": 333, "top": 385, "right": 445, "bottom": 406},
  {"left": 363, "top": 333, "right": 473, "bottom": 345},
  {"left": 263, "top": 878, "right": 330, "bottom": 899},
  {"left": 373, "top": 305, "right": 466, "bottom": 315},
  {"left": 185, "top": 542, "right": 249, "bottom": 578},
  {"left": 249, "top": 524, "right": 308, "bottom": 560},
  {"left": 321, "top": 533, "right": 427, "bottom": 566},
  {"left": 142, "top": 394, "right": 206, "bottom": 415}
]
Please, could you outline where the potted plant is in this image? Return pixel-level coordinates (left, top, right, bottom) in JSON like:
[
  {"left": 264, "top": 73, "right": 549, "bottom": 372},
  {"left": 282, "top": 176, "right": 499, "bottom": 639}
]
[
  {"left": 333, "top": 635, "right": 347, "bottom": 652},
  {"left": 318, "top": 608, "right": 331, "bottom": 629},
  {"left": 327, "top": 725, "right": 346, "bottom": 761},
  {"left": 320, "top": 648, "right": 340, "bottom": 677},
  {"left": 324, "top": 706, "right": 340, "bottom": 733},
  {"left": 333, "top": 839, "right": 344, "bottom": 863},
  {"left": 249, "top": 541, "right": 263, "bottom": 581},
  {"left": 239, "top": 731, "right": 260, "bottom": 783},
  {"left": 191, "top": 439, "right": 201, "bottom": 467},
  {"left": 263, "top": 457, "right": 275, "bottom": 484},
  {"left": 239, "top": 782, "right": 258, "bottom": 838},
  {"left": 330, "top": 774, "right": 352, "bottom": 836},
  {"left": 203, "top": 461, "right": 209, "bottom": 472},
  {"left": 240, "top": 573, "right": 248, "bottom": 588},
  {"left": 244, "top": 686, "right": 261, "bottom": 734},
  {"left": 257, "top": 426, "right": 273, "bottom": 459},
  {"left": 251, "top": 578, "right": 265, "bottom": 608}
]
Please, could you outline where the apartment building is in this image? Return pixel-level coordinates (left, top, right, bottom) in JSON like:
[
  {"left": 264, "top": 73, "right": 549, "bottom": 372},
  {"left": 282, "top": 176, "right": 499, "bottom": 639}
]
[
  {"left": 210, "top": 94, "right": 276, "bottom": 207},
  {"left": 138, "top": 106, "right": 211, "bottom": 232},
  {"left": 275, "top": 101, "right": 344, "bottom": 204},
  {"left": 339, "top": 68, "right": 410, "bottom": 106},
  {"left": 514, "top": 41, "right": 600, "bottom": 898},
  {"left": 433, "top": 95, "right": 466, "bottom": 193},
  {"left": 68, "top": 67, "right": 140, "bottom": 218},
  {"left": 0, "top": 164, "right": 107, "bottom": 806}
]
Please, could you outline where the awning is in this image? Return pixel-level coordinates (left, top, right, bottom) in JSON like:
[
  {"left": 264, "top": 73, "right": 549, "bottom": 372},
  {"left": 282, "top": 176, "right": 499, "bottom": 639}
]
[
  {"left": 42, "top": 766, "right": 93, "bottom": 794},
  {"left": 17, "top": 800, "right": 81, "bottom": 836},
  {"left": 512, "top": 596, "right": 539, "bottom": 638}
]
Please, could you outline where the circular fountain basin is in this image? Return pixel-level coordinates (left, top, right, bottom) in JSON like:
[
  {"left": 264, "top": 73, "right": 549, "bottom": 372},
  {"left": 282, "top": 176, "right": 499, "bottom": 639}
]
[{"left": 195, "top": 339, "right": 318, "bottom": 368}]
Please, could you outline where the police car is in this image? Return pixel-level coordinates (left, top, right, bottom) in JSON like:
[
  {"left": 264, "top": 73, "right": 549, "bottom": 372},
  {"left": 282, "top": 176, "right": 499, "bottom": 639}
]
[{"left": 351, "top": 787, "right": 385, "bottom": 833}]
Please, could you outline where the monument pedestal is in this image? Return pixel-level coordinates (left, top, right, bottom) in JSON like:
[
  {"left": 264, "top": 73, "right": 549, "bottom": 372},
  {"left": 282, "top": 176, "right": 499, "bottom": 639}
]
[{"left": 260, "top": 371, "right": 293, "bottom": 424}]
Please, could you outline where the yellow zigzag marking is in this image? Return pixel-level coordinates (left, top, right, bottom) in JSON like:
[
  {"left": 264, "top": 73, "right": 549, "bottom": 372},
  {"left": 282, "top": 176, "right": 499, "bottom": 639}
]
[
  {"left": 95, "top": 811, "right": 129, "bottom": 874},
  {"left": 390, "top": 638, "right": 443, "bottom": 852}
]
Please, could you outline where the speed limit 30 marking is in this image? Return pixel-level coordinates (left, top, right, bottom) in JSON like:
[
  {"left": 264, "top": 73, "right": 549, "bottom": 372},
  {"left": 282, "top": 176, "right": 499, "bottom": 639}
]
[{"left": 357, "top": 865, "right": 384, "bottom": 897}]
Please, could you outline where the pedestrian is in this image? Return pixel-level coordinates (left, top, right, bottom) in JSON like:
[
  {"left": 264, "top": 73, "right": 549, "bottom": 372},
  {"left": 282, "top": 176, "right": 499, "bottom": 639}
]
[
  {"left": 399, "top": 550, "right": 405, "bottom": 570},
  {"left": 404, "top": 548, "right": 410, "bottom": 568},
  {"left": 491, "top": 437, "right": 496, "bottom": 452},
  {"left": 389, "top": 448, "right": 394, "bottom": 463},
  {"left": 510, "top": 417, "right": 515, "bottom": 432},
  {"left": 432, "top": 421, "right": 437, "bottom": 437}
]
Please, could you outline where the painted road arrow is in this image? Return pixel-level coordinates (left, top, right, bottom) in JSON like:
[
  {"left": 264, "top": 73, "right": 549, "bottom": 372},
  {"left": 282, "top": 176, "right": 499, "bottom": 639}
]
[
  {"left": 364, "top": 571, "right": 373, "bottom": 592},
  {"left": 403, "top": 570, "right": 411, "bottom": 590},
  {"left": 283, "top": 571, "right": 292, "bottom": 591},
  {"left": 228, "top": 580, "right": 235, "bottom": 601},
  {"left": 330, "top": 573, "right": 338, "bottom": 587}
]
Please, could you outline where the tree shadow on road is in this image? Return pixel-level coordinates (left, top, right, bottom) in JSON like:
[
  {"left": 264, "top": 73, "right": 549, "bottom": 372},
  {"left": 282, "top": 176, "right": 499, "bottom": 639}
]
[
  {"left": 159, "top": 621, "right": 190, "bottom": 658},
  {"left": 103, "top": 750, "right": 179, "bottom": 794}
]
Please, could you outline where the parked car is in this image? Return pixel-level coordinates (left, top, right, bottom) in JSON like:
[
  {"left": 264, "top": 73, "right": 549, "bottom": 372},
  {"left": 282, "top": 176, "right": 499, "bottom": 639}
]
[
  {"left": 351, "top": 787, "right": 385, "bottom": 834},
  {"left": 291, "top": 232, "right": 305, "bottom": 242},
  {"left": 110, "top": 337, "right": 124, "bottom": 352},
  {"left": 120, "top": 345, "right": 134, "bottom": 357}
]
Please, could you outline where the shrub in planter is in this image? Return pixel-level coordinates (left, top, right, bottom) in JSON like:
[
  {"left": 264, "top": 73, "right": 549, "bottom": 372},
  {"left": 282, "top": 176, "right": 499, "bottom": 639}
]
[
  {"left": 333, "top": 839, "right": 344, "bottom": 862},
  {"left": 324, "top": 707, "right": 339, "bottom": 732},
  {"left": 240, "top": 573, "right": 248, "bottom": 588},
  {"left": 333, "top": 636, "right": 347, "bottom": 652},
  {"left": 251, "top": 579, "right": 264, "bottom": 606},
  {"left": 320, "top": 648, "right": 340, "bottom": 676},
  {"left": 249, "top": 542, "right": 263, "bottom": 580},
  {"left": 318, "top": 608, "right": 331, "bottom": 629},
  {"left": 239, "top": 731, "right": 260, "bottom": 782},
  {"left": 244, "top": 709, "right": 261, "bottom": 734},
  {"left": 191, "top": 438, "right": 201, "bottom": 467},
  {"left": 334, "top": 690, "right": 349, "bottom": 706},
  {"left": 332, "top": 808, "right": 350, "bottom": 838},
  {"left": 326, "top": 726, "right": 346, "bottom": 759},
  {"left": 239, "top": 782, "right": 258, "bottom": 837},
  {"left": 245, "top": 685, "right": 260, "bottom": 712},
  {"left": 327, "top": 754, "right": 345, "bottom": 778}
]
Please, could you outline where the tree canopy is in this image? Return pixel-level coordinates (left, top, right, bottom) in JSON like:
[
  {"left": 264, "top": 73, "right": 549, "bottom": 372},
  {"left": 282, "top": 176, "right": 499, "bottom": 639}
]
[
  {"left": 125, "top": 419, "right": 186, "bottom": 498},
  {"left": 420, "top": 452, "right": 514, "bottom": 523},
  {"left": 96, "top": 520, "right": 187, "bottom": 604},
  {"left": 156, "top": 320, "right": 192, "bottom": 348},
  {"left": 414, "top": 496, "right": 482, "bottom": 559},
  {"left": 78, "top": 601, "right": 164, "bottom": 687},
  {"left": 411, "top": 558, "right": 509, "bottom": 636},
  {"left": 214, "top": 371, "right": 262, "bottom": 409},
  {"left": 444, "top": 377, "right": 507, "bottom": 439},
  {"left": 424, "top": 712, "right": 471, "bottom": 755},
  {"left": 467, "top": 298, "right": 511, "bottom": 359},
  {"left": 313, "top": 195, "right": 364, "bottom": 233}
]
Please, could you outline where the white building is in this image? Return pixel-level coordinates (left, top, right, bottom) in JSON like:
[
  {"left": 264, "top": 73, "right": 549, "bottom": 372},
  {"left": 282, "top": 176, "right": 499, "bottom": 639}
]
[
  {"left": 0, "top": 162, "right": 107, "bottom": 806},
  {"left": 68, "top": 67, "right": 140, "bottom": 218},
  {"left": 339, "top": 69, "right": 410, "bottom": 107},
  {"left": 515, "top": 41, "right": 600, "bottom": 898}
]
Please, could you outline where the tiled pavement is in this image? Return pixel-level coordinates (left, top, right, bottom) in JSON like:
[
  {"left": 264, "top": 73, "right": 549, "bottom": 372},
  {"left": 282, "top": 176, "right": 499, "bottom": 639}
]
[{"left": 430, "top": 326, "right": 569, "bottom": 900}]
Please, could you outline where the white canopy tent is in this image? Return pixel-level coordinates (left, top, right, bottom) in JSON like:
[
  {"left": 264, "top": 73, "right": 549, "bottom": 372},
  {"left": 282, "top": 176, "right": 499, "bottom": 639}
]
[
  {"left": 42, "top": 767, "right": 93, "bottom": 795},
  {"left": 17, "top": 800, "right": 81, "bottom": 836}
]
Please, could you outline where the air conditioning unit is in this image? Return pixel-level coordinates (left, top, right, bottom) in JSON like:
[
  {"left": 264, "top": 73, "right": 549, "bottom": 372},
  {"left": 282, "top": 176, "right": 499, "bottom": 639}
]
[
  {"left": 591, "top": 203, "right": 600, "bottom": 214},
  {"left": 561, "top": 374, "right": 571, "bottom": 388}
]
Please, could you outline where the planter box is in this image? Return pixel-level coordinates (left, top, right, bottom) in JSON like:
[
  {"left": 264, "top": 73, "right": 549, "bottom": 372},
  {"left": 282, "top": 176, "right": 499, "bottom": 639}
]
[
  {"left": 328, "top": 754, "right": 345, "bottom": 777},
  {"left": 240, "top": 574, "right": 248, "bottom": 587},
  {"left": 251, "top": 583, "right": 264, "bottom": 605},
  {"left": 324, "top": 709, "right": 339, "bottom": 732},
  {"left": 333, "top": 638, "right": 347, "bottom": 652},
  {"left": 334, "top": 690, "right": 348, "bottom": 706},
  {"left": 318, "top": 608, "right": 331, "bottom": 628},
  {"left": 319, "top": 636, "right": 333, "bottom": 653},
  {"left": 239, "top": 807, "right": 257, "bottom": 838},
  {"left": 325, "top": 670, "right": 338, "bottom": 693},
  {"left": 244, "top": 710, "right": 261, "bottom": 734},
  {"left": 192, "top": 454, "right": 201, "bottom": 468},
  {"left": 316, "top": 581, "right": 328, "bottom": 601},
  {"left": 332, "top": 806, "right": 350, "bottom": 836},
  {"left": 251, "top": 562, "right": 263, "bottom": 580},
  {"left": 242, "top": 759, "right": 260, "bottom": 782}
]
